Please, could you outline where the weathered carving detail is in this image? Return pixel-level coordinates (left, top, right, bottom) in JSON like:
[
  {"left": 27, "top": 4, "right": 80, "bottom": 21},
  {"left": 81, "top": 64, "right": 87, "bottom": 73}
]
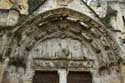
[
  {"left": 56, "top": 0, "right": 73, "bottom": 6},
  {"left": 31, "top": 38, "right": 92, "bottom": 59},
  {"left": 0, "top": 8, "right": 121, "bottom": 83},
  {"left": 0, "top": 8, "right": 118, "bottom": 67},
  {"left": 32, "top": 59, "right": 95, "bottom": 70}
]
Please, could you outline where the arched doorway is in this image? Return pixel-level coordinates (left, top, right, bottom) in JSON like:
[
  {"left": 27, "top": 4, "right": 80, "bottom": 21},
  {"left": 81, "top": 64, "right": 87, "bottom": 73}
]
[{"left": 1, "top": 8, "right": 120, "bottom": 83}]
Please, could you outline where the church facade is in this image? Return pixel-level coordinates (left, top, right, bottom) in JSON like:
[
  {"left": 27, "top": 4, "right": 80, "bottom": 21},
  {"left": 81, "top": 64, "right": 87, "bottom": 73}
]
[{"left": 0, "top": 0, "right": 125, "bottom": 83}]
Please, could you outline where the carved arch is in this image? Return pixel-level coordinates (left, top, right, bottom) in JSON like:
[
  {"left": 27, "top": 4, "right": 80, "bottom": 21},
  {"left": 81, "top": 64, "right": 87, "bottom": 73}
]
[{"left": 5, "top": 8, "right": 120, "bottom": 68}]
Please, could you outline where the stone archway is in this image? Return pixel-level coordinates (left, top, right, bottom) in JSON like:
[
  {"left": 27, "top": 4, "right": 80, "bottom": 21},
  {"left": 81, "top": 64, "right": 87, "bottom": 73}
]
[{"left": 1, "top": 8, "right": 121, "bottom": 83}]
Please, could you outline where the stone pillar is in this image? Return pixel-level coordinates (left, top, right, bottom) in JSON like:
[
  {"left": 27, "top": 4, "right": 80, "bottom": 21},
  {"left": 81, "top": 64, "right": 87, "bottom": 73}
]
[
  {"left": 0, "top": 58, "right": 9, "bottom": 83},
  {"left": 0, "top": 61, "right": 3, "bottom": 83},
  {"left": 120, "top": 62, "right": 125, "bottom": 83},
  {"left": 91, "top": 70, "right": 101, "bottom": 83},
  {"left": 123, "top": 65, "right": 125, "bottom": 83},
  {"left": 23, "top": 54, "right": 34, "bottom": 83},
  {"left": 58, "top": 69, "right": 67, "bottom": 83},
  {"left": 23, "top": 69, "right": 34, "bottom": 83}
]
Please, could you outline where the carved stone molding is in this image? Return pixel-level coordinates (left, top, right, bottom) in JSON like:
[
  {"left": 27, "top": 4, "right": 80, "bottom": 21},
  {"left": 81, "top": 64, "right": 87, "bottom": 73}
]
[{"left": 1, "top": 8, "right": 121, "bottom": 72}]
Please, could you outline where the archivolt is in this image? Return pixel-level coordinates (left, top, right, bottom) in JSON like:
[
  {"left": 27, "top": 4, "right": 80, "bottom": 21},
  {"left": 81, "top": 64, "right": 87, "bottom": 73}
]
[{"left": 3, "top": 8, "right": 120, "bottom": 68}]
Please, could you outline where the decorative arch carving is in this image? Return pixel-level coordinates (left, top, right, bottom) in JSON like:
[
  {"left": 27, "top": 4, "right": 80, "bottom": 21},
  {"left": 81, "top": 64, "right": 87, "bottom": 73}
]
[{"left": 2, "top": 8, "right": 120, "bottom": 69}]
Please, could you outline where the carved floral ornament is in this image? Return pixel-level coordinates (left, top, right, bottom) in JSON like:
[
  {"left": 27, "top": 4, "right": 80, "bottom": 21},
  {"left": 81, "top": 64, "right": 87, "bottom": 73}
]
[{"left": 2, "top": 8, "right": 121, "bottom": 68}]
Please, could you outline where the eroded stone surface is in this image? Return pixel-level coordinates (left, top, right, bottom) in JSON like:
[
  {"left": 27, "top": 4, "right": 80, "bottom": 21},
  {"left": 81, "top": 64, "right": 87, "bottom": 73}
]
[{"left": 0, "top": 0, "right": 125, "bottom": 83}]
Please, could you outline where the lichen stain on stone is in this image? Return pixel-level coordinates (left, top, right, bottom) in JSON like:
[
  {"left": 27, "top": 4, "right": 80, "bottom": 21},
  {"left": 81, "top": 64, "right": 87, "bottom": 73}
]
[{"left": 0, "top": 0, "right": 28, "bottom": 14}]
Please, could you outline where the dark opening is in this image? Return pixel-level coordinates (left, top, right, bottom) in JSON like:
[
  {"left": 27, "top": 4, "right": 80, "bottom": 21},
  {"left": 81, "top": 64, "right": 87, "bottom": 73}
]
[
  {"left": 33, "top": 71, "right": 59, "bottom": 83},
  {"left": 68, "top": 71, "right": 92, "bottom": 83},
  {"left": 122, "top": 16, "right": 125, "bottom": 25}
]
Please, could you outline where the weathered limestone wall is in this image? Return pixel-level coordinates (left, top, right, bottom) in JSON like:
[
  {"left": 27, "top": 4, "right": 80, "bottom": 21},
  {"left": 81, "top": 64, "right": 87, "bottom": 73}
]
[
  {"left": 0, "top": 0, "right": 28, "bottom": 14},
  {"left": 0, "top": 0, "right": 125, "bottom": 83},
  {"left": 0, "top": 9, "right": 19, "bottom": 26},
  {"left": 2, "top": 66, "right": 25, "bottom": 83}
]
